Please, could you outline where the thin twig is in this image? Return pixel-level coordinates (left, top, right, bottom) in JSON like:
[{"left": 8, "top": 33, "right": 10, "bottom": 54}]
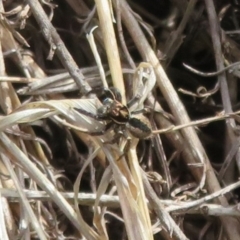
[
  {"left": 95, "top": 0, "right": 125, "bottom": 102},
  {"left": 116, "top": 0, "right": 135, "bottom": 69},
  {"left": 2, "top": 188, "right": 240, "bottom": 217},
  {"left": 183, "top": 61, "right": 240, "bottom": 77},
  {"left": 26, "top": 0, "right": 91, "bottom": 94},
  {"left": 203, "top": 2, "right": 240, "bottom": 238},
  {"left": 164, "top": 0, "right": 198, "bottom": 66},
  {"left": 0, "top": 153, "right": 47, "bottom": 240},
  {"left": 141, "top": 169, "right": 189, "bottom": 240},
  {"left": 153, "top": 110, "right": 240, "bottom": 134},
  {"left": 167, "top": 180, "right": 240, "bottom": 212}
]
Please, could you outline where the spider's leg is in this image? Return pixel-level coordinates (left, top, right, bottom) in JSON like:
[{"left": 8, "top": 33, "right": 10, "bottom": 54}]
[
  {"left": 74, "top": 108, "right": 108, "bottom": 121},
  {"left": 86, "top": 87, "right": 116, "bottom": 102},
  {"left": 109, "top": 87, "right": 122, "bottom": 102},
  {"left": 131, "top": 108, "right": 149, "bottom": 115}
]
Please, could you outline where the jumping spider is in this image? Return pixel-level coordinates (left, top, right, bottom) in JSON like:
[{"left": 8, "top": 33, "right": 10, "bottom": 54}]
[{"left": 75, "top": 87, "right": 152, "bottom": 139}]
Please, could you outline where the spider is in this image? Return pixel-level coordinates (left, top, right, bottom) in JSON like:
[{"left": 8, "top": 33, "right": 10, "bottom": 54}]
[{"left": 75, "top": 87, "right": 152, "bottom": 139}]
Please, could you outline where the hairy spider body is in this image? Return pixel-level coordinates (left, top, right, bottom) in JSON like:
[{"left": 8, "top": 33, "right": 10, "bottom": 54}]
[
  {"left": 76, "top": 87, "right": 152, "bottom": 139},
  {"left": 98, "top": 98, "right": 130, "bottom": 124},
  {"left": 127, "top": 115, "right": 152, "bottom": 139}
]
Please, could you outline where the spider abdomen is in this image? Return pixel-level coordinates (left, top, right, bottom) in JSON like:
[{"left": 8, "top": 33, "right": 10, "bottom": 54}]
[{"left": 126, "top": 115, "right": 152, "bottom": 139}]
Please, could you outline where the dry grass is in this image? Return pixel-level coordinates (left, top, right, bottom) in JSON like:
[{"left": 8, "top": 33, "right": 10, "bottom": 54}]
[{"left": 0, "top": 0, "right": 240, "bottom": 239}]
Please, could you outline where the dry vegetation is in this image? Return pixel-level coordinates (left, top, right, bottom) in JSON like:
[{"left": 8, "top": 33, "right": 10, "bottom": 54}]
[{"left": 0, "top": 0, "right": 240, "bottom": 239}]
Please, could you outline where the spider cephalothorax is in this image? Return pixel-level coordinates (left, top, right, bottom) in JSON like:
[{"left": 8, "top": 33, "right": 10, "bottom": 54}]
[{"left": 75, "top": 87, "right": 152, "bottom": 139}]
